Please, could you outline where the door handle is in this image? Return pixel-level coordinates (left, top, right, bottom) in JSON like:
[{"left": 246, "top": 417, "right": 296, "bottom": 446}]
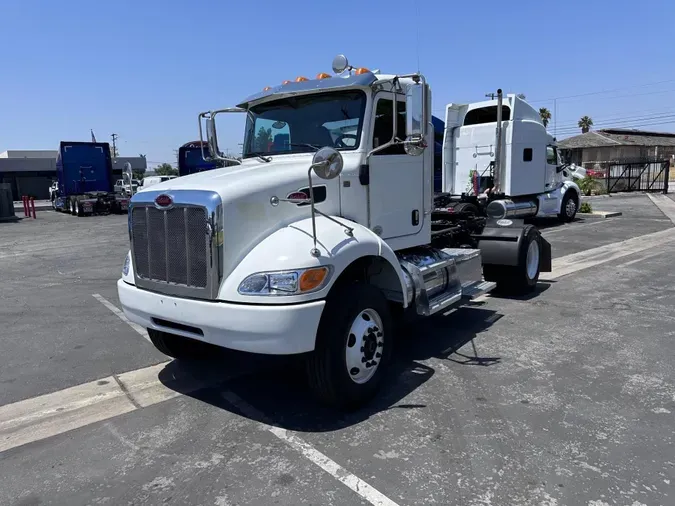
[{"left": 411, "top": 209, "right": 419, "bottom": 226}]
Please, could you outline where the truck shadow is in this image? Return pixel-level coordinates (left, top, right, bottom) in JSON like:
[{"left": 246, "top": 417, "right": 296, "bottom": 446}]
[{"left": 156, "top": 306, "right": 502, "bottom": 433}]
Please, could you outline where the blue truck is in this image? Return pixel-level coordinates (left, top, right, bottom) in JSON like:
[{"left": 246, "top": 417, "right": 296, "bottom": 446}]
[
  {"left": 52, "top": 141, "right": 129, "bottom": 216},
  {"left": 178, "top": 141, "right": 218, "bottom": 177}
]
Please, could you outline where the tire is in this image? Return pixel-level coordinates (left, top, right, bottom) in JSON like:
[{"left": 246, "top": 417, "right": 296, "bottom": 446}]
[
  {"left": 558, "top": 191, "right": 578, "bottom": 223},
  {"left": 147, "top": 328, "right": 213, "bottom": 360},
  {"left": 453, "top": 202, "right": 479, "bottom": 216},
  {"left": 483, "top": 224, "right": 542, "bottom": 295},
  {"left": 306, "top": 282, "right": 393, "bottom": 411}
]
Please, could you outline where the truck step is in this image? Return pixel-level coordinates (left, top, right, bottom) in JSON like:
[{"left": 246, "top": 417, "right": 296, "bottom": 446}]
[{"left": 461, "top": 280, "right": 496, "bottom": 300}]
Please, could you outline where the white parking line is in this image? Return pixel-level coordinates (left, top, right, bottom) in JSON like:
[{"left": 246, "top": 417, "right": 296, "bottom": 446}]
[
  {"left": 647, "top": 193, "right": 675, "bottom": 225},
  {"left": 92, "top": 293, "right": 150, "bottom": 342},
  {"left": 222, "top": 391, "right": 400, "bottom": 506},
  {"left": 543, "top": 227, "right": 675, "bottom": 280},
  {"left": 0, "top": 362, "right": 178, "bottom": 453}
]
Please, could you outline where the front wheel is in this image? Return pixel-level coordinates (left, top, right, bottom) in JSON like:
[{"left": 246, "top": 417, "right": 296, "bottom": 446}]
[
  {"left": 305, "top": 282, "right": 393, "bottom": 411},
  {"left": 558, "top": 191, "right": 578, "bottom": 223}
]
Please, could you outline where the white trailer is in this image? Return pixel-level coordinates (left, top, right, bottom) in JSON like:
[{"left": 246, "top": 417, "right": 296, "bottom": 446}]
[{"left": 117, "top": 55, "right": 553, "bottom": 410}]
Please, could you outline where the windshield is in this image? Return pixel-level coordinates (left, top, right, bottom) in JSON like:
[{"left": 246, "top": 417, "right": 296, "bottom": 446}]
[{"left": 242, "top": 90, "right": 366, "bottom": 159}]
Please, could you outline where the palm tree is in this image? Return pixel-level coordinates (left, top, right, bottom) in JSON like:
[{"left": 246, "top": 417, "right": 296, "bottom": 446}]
[
  {"left": 578, "top": 116, "right": 594, "bottom": 133},
  {"left": 539, "top": 108, "right": 551, "bottom": 128}
]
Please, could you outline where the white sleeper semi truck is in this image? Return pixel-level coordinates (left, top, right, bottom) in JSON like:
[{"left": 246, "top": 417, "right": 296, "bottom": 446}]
[
  {"left": 118, "top": 55, "right": 553, "bottom": 410},
  {"left": 434, "top": 90, "right": 582, "bottom": 223}
]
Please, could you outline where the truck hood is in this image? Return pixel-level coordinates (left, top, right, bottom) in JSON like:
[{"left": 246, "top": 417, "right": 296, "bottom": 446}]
[
  {"left": 138, "top": 155, "right": 316, "bottom": 203},
  {"left": 134, "top": 153, "right": 343, "bottom": 281}
]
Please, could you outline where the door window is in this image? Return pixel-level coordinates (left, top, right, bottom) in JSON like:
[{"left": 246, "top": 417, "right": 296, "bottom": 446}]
[
  {"left": 546, "top": 145, "right": 557, "bottom": 165},
  {"left": 372, "top": 97, "right": 406, "bottom": 156}
]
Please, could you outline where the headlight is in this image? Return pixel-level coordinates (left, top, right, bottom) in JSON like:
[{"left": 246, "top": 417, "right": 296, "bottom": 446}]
[
  {"left": 238, "top": 266, "right": 332, "bottom": 296},
  {"left": 123, "top": 251, "right": 131, "bottom": 276}
]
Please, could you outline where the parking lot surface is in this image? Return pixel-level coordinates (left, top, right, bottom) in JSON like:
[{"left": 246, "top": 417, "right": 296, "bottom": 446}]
[{"left": 1, "top": 195, "right": 674, "bottom": 505}]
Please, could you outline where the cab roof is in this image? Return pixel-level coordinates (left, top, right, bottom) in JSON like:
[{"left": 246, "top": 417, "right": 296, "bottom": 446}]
[{"left": 236, "top": 72, "right": 378, "bottom": 109}]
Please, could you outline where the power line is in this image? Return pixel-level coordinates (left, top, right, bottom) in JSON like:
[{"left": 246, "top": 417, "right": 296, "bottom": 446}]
[
  {"left": 528, "top": 79, "right": 675, "bottom": 104},
  {"left": 553, "top": 111, "right": 675, "bottom": 131}
]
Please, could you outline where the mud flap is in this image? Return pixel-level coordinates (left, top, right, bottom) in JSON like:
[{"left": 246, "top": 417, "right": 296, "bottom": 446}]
[{"left": 475, "top": 218, "right": 552, "bottom": 273}]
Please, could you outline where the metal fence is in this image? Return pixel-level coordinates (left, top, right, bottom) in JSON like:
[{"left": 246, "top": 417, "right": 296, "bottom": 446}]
[{"left": 583, "top": 159, "right": 670, "bottom": 194}]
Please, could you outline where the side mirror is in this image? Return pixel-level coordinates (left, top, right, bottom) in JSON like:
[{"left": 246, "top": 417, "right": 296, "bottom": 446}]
[
  {"left": 123, "top": 162, "right": 134, "bottom": 196},
  {"left": 405, "top": 82, "right": 427, "bottom": 156},
  {"left": 205, "top": 117, "right": 220, "bottom": 160},
  {"left": 311, "top": 147, "right": 343, "bottom": 180}
]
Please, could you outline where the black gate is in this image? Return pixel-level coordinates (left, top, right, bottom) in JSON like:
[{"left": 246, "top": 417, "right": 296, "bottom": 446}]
[{"left": 599, "top": 159, "right": 670, "bottom": 194}]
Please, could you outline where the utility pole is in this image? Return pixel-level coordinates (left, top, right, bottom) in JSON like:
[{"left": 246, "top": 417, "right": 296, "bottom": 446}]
[{"left": 111, "top": 133, "right": 119, "bottom": 158}]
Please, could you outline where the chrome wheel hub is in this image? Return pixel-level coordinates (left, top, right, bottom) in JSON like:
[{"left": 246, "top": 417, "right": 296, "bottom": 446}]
[
  {"left": 345, "top": 308, "right": 384, "bottom": 384},
  {"left": 526, "top": 240, "right": 540, "bottom": 280},
  {"left": 566, "top": 198, "right": 576, "bottom": 217}
]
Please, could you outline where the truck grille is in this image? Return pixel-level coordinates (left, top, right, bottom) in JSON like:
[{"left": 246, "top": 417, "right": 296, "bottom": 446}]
[{"left": 131, "top": 205, "right": 209, "bottom": 288}]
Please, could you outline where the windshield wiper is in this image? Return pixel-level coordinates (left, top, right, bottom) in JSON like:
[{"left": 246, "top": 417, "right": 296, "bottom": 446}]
[
  {"left": 248, "top": 152, "right": 272, "bottom": 162},
  {"left": 289, "top": 143, "right": 322, "bottom": 151}
]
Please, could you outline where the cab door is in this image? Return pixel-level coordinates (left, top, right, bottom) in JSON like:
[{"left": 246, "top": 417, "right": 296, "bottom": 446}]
[
  {"left": 367, "top": 93, "right": 425, "bottom": 240},
  {"left": 544, "top": 144, "right": 558, "bottom": 191}
]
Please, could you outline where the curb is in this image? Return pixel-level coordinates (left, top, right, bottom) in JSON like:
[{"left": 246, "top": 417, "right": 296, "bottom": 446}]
[
  {"left": 579, "top": 211, "right": 622, "bottom": 219},
  {"left": 13, "top": 205, "right": 53, "bottom": 212},
  {"left": 582, "top": 193, "right": 649, "bottom": 200}
]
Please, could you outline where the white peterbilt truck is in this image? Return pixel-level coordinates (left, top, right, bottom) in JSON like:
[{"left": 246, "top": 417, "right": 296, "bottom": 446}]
[{"left": 118, "top": 55, "right": 554, "bottom": 410}]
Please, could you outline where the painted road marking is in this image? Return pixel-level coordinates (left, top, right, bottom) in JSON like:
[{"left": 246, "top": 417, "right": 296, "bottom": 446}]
[
  {"left": 648, "top": 193, "right": 675, "bottom": 225},
  {"left": 92, "top": 293, "right": 150, "bottom": 342},
  {"left": 0, "top": 362, "right": 194, "bottom": 453},
  {"left": 222, "top": 391, "right": 400, "bottom": 506},
  {"left": 543, "top": 227, "right": 675, "bottom": 281}
]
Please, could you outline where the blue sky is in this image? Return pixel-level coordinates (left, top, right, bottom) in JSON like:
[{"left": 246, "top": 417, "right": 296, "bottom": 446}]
[{"left": 1, "top": 0, "right": 674, "bottom": 170}]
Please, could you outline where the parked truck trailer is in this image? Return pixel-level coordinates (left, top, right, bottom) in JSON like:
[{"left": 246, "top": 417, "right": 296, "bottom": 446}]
[
  {"left": 118, "top": 55, "right": 553, "bottom": 410},
  {"left": 52, "top": 141, "right": 129, "bottom": 216}
]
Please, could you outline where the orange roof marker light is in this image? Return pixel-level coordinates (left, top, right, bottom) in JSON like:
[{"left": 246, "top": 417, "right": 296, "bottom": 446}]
[
  {"left": 316, "top": 72, "right": 331, "bottom": 80},
  {"left": 263, "top": 86, "right": 272, "bottom": 91},
  {"left": 354, "top": 67, "right": 371, "bottom": 75},
  {"left": 282, "top": 80, "right": 291, "bottom": 85},
  {"left": 295, "top": 76, "right": 309, "bottom": 82}
]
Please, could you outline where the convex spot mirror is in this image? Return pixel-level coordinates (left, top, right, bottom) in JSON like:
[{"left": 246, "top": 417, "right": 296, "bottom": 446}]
[{"left": 311, "top": 147, "right": 343, "bottom": 180}]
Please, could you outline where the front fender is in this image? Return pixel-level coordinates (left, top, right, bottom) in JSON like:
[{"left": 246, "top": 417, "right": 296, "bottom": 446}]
[
  {"left": 218, "top": 215, "right": 410, "bottom": 306},
  {"left": 562, "top": 179, "right": 581, "bottom": 199}
]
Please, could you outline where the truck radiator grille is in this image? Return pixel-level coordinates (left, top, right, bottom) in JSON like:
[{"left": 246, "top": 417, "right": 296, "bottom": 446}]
[{"left": 131, "top": 205, "right": 208, "bottom": 288}]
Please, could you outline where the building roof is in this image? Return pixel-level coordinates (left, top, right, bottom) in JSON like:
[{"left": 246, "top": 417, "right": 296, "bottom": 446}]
[
  {"left": 558, "top": 129, "right": 675, "bottom": 149},
  {"left": 0, "top": 150, "right": 58, "bottom": 159}
]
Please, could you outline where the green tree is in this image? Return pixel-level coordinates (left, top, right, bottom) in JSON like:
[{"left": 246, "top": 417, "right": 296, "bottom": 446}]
[
  {"left": 539, "top": 107, "right": 551, "bottom": 128},
  {"left": 155, "top": 163, "right": 178, "bottom": 176},
  {"left": 578, "top": 116, "right": 594, "bottom": 133},
  {"left": 254, "top": 127, "right": 273, "bottom": 152}
]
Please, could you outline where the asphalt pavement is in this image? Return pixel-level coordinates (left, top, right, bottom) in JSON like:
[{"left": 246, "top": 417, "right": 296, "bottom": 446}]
[{"left": 1, "top": 196, "right": 674, "bottom": 505}]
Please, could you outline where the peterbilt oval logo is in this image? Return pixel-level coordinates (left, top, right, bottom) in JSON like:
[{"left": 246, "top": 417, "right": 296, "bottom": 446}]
[
  {"left": 287, "top": 191, "right": 309, "bottom": 201},
  {"left": 155, "top": 194, "right": 173, "bottom": 207}
]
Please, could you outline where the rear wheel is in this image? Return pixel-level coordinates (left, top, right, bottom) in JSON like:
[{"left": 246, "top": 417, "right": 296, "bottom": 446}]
[
  {"left": 147, "top": 329, "right": 213, "bottom": 360},
  {"left": 306, "top": 282, "right": 393, "bottom": 411},
  {"left": 483, "top": 224, "right": 542, "bottom": 295}
]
